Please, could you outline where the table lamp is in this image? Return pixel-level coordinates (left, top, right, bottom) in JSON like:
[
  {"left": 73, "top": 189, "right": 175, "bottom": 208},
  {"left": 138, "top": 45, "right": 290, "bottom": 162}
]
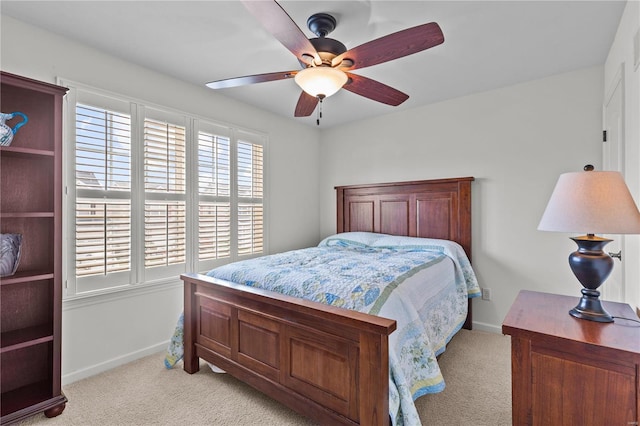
[{"left": 538, "top": 165, "right": 640, "bottom": 322}]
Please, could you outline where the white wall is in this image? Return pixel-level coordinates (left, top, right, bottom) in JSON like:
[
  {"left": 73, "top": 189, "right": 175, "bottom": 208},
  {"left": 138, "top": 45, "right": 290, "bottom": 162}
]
[
  {"left": 604, "top": 0, "right": 640, "bottom": 313},
  {"left": 319, "top": 67, "right": 604, "bottom": 331},
  {"left": 1, "top": 15, "right": 321, "bottom": 383}
]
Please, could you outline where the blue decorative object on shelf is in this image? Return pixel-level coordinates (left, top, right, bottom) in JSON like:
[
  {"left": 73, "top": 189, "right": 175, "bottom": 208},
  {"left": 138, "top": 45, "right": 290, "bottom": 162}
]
[
  {"left": 0, "top": 233, "right": 22, "bottom": 277},
  {"left": 0, "top": 112, "right": 28, "bottom": 146}
]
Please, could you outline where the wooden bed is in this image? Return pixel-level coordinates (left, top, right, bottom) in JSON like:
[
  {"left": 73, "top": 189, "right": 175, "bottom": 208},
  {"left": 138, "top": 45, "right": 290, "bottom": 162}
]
[{"left": 181, "top": 177, "right": 474, "bottom": 425}]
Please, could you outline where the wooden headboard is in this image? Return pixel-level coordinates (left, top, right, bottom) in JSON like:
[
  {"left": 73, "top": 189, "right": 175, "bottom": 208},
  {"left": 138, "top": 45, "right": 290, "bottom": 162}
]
[{"left": 336, "top": 177, "right": 474, "bottom": 260}]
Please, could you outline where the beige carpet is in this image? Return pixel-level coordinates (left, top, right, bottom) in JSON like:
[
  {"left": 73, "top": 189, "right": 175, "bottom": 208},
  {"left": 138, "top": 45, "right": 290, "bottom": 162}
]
[{"left": 20, "top": 329, "right": 511, "bottom": 425}]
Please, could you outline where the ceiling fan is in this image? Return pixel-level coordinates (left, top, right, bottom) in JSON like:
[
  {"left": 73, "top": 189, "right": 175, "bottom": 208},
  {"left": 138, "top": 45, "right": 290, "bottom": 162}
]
[{"left": 206, "top": 1, "right": 445, "bottom": 124}]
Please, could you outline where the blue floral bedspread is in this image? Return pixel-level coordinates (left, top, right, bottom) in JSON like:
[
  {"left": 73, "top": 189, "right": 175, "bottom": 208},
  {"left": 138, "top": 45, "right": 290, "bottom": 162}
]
[{"left": 165, "top": 232, "right": 480, "bottom": 426}]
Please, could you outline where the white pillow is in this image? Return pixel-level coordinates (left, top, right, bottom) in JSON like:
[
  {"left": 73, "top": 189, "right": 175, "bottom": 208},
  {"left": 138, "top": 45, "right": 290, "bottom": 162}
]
[
  {"left": 318, "top": 232, "right": 385, "bottom": 248},
  {"left": 372, "top": 234, "right": 464, "bottom": 252}
]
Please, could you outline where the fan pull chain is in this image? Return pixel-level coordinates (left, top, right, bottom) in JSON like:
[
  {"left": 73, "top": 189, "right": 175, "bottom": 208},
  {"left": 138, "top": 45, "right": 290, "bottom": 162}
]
[{"left": 316, "top": 96, "right": 324, "bottom": 126}]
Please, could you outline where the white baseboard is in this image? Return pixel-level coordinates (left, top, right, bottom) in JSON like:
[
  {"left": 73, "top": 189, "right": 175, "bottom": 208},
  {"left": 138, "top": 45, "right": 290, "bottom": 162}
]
[
  {"left": 62, "top": 340, "right": 169, "bottom": 386},
  {"left": 471, "top": 321, "right": 503, "bottom": 334},
  {"left": 61, "top": 322, "right": 504, "bottom": 386}
]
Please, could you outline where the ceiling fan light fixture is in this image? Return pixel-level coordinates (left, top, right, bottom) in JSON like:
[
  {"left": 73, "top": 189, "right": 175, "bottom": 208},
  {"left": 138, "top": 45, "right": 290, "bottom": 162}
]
[{"left": 294, "top": 66, "right": 348, "bottom": 98}]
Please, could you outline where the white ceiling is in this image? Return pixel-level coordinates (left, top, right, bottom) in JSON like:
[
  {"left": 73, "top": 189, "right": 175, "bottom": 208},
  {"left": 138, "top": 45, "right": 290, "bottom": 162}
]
[{"left": 1, "top": 1, "right": 627, "bottom": 128}]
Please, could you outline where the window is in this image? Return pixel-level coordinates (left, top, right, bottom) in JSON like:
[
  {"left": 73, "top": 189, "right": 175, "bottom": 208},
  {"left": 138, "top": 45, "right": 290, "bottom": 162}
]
[
  {"left": 142, "top": 112, "right": 187, "bottom": 280},
  {"left": 73, "top": 99, "right": 133, "bottom": 292},
  {"left": 75, "top": 104, "right": 132, "bottom": 279},
  {"left": 64, "top": 84, "right": 266, "bottom": 296},
  {"left": 197, "top": 125, "right": 231, "bottom": 270},
  {"left": 237, "top": 136, "right": 264, "bottom": 255},
  {"left": 194, "top": 125, "right": 264, "bottom": 272}
]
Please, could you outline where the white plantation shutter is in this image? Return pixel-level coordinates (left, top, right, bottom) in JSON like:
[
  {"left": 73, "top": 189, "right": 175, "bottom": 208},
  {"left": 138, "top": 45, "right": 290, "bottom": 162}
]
[
  {"left": 237, "top": 141, "right": 263, "bottom": 198},
  {"left": 198, "top": 132, "right": 230, "bottom": 197},
  {"left": 75, "top": 199, "right": 131, "bottom": 277},
  {"left": 198, "top": 130, "right": 231, "bottom": 262},
  {"left": 238, "top": 203, "right": 263, "bottom": 254},
  {"left": 144, "top": 201, "right": 186, "bottom": 267},
  {"left": 198, "top": 202, "right": 231, "bottom": 260},
  {"left": 143, "top": 117, "right": 186, "bottom": 269},
  {"left": 74, "top": 104, "right": 132, "bottom": 281},
  {"left": 75, "top": 105, "right": 131, "bottom": 191},
  {"left": 237, "top": 140, "right": 264, "bottom": 255},
  {"left": 144, "top": 119, "right": 186, "bottom": 193}
]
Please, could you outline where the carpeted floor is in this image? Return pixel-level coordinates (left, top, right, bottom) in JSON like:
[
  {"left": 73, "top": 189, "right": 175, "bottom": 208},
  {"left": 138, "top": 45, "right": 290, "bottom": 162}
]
[{"left": 20, "top": 329, "right": 511, "bottom": 425}]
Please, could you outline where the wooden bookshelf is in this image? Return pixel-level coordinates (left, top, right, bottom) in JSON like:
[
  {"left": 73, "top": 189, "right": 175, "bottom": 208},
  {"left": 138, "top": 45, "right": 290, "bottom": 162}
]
[{"left": 0, "top": 71, "right": 68, "bottom": 424}]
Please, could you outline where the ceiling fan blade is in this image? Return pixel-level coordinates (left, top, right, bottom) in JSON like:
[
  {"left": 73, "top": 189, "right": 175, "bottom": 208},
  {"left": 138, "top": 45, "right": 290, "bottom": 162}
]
[
  {"left": 206, "top": 71, "right": 297, "bottom": 89},
  {"left": 343, "top": 73, "right": 409, "bottom": 106},
  {"left": 332, "top": 22, "right": 444, "bottom": 71},
  {"left": 294, "top": 91, "right": 319, "bottom": 117},
  {"left": 242, "top": 1, "right": 320, "bottom": 65}
]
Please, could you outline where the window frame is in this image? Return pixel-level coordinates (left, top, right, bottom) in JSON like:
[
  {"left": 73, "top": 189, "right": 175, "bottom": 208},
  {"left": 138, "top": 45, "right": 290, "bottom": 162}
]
[{"left": 61, "top": 80, "right": 268, "bottom": 299}]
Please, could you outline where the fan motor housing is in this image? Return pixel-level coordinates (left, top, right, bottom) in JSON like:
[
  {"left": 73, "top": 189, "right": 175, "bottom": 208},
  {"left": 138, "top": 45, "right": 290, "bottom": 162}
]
[
  {"left": 310, "top": 37, "right": 346, "bottom": 57},
  {"left": 305, "top": 13, "right": 347, "bottom": 65}
]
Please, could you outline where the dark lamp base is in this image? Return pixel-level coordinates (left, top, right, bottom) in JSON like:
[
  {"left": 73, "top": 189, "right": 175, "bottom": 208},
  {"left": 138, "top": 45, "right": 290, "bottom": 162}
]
[
  {"left": 567, "top": 235, "right": 615, "bottom": 323},
  {"left": 569, "top": 289, "right": 613, "bottom": 323}
]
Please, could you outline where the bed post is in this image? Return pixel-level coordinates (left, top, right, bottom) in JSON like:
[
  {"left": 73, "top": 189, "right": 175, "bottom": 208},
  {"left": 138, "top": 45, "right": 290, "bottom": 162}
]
[
  {"left": 359, "top": 331, "right": 391, "bottom": 425},
  {"left": 336, "top": 186, "right": 345, "bottom": 233},
  {"left": 183, "top": 278, "right": 199, "bottom": 374}
]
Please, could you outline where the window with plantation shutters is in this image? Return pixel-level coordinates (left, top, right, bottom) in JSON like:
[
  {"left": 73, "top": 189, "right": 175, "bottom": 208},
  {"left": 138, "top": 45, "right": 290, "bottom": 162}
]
[
  {"left": 74, "top": 104, "right": 132, "bottom": 280},
  {"left": 196, "top": 125, "right": 265, "bottom": 271},
  {"left": 64, "top": 83, "right": 267, "bottom": 297},
  {"left": 143, "top": 118, "right": 186, "bottom": 269},
  {"left": 237, "top": 140, "right": 263, "bottom": 255},
  {"left": 198, "top": 130, "right": 231, "bottom": 262}
]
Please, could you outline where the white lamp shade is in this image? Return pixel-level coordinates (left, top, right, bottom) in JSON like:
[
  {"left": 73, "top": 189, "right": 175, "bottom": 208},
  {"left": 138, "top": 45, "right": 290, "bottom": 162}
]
[
  {"left": 294, "top": 67, "right": 348, "bottom": 98},
  {"left": 538, "top": 169, "right": 640, "bottom": 234}
]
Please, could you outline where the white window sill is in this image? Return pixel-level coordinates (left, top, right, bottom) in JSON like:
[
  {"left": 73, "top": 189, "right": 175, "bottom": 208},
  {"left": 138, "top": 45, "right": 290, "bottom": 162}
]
[{"left": 63, "top": 278, "right": 182, "bottom": 311}]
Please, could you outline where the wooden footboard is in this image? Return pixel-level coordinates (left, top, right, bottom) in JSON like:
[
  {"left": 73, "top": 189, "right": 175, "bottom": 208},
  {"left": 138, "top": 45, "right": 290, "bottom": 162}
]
[{"left": 182, "top": 272, "right": 397, "bottom": 425}]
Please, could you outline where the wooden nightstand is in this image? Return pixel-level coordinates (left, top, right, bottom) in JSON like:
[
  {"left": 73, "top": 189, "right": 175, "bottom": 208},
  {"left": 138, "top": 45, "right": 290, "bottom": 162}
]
[{"left": 502, "top": 290, "right": 640, "bottom": 426}]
